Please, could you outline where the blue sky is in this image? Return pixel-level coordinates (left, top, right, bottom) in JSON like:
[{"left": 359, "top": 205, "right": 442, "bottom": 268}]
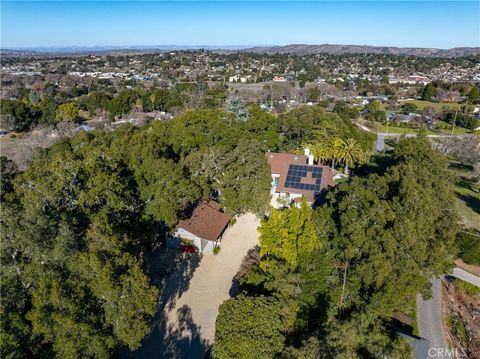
[{"left": 1, "top": 1, "right": 479, "bottom": 49}]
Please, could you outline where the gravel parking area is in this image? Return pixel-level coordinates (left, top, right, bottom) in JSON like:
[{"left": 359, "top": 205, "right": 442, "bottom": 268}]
[{"left": 130, "top": 213, "right": 260, "bottom": 359}]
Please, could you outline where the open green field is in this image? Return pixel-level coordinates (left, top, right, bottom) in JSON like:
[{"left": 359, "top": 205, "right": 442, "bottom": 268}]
[
  {"left": 377, "top": 122, "right": 478, "bottom": 136},
  {"left": 439, "top": 121, "right": 480, "bottom": 135},
  {"left": 436, "top": 121, "right": 480, "bottom": 135},
  {"left": 400, "top": 100, "right": 464, "bottom": 111},
  {"left": 448, "top": 162, "right": 480, "bottom": 230},
  {"left": 378, "top": 124, "right": 436, "bottom": 135}
]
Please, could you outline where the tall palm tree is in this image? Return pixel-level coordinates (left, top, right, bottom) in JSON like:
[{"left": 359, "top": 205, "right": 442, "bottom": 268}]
[
  {"left": 311, "top": 142, "right": 330, "bottom": 164},
  {"left": 338, "top": 138, "right": 365, "bottom": 174},
  {"left": 329, "top": 137, "right": 345, "bottom": 172}
]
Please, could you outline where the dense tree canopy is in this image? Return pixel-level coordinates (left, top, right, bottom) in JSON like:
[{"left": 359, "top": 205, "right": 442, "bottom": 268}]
[
  {"left": 329, "top": 138, "right": 457, "bottom": 314},
  {"left": 214, "top": 136, "right": 459, "bottom": 358},
  {"left": 0, "top": 100, "right": 405, "bottom": 358},
  {"left": 213, "top": 295, "right": 286, "bottom": 359},
  {"left": 279, "top": 105, "right": 375, "bottom": 151},
  {"left": 3, "top": 104, "right": 316, "bottom": 357},
  {"left": 259, "top": 201, "right": 319, "bottom": 270},
  {"left": 1, "top": 137, "right": 159, "bottom": 357}
]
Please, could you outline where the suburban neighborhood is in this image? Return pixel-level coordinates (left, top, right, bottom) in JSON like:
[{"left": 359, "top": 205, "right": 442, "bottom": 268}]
[
  {"left": 2, "top": 47, "right": 480, "bottom": 358},
  {"left": 1, "top": 1, "right": 480, "bottom": 359}
]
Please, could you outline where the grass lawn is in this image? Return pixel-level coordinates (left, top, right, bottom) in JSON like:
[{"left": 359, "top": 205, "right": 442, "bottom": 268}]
[
  {"left": 436, "top": 121, "right": 478, "bottom": 136},
  {"left": 378, "top": 124, "right": 436, "bottom": 135},
  {"left": 448, "top": 162, "right": 480, "bottom": 230},
  {"left": 400, "top": 100, "right": 464, "bottom": 111}
]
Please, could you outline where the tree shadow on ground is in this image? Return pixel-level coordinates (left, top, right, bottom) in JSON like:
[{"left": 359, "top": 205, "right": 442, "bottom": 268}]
[
  {"left": 128, "top": 304, "right": 210, "bottom": 359},
  {"left": 457, "top": 176, "right": 478, "bottom": 193},
  {"left": 124, "top": 246, "right": 207, "bottom": 359},
  {"left": 163, "top": 305, "right": 210, "bottom": 359},
  {"left": 448, "top": 162, "right": 474, "bottom": 173},
  {"left": 142, "top": 245, "right": 201, "bottom": 310},
  {"left": 229, "top": 245, "right": 260, "bottom": 297},
  {"left": 456, "top": 192, "right": 480, "bottom": 214}
]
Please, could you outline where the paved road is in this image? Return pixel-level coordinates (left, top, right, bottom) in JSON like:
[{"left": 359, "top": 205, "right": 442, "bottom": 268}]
[
  {"left": 416, "top": 268, "right": 480, "bottom": 358},
  {"left": 416, "top": 278, "right": 451, "bottom": 358},
  {"left": 130, "top": 213, "right": 260, "bottom": 359},
  {"left": 451, "top": 267, "right": 480, "bottom": 287},
  {"left": 375, "top": 133, "right": 385, "bottom": 151}
]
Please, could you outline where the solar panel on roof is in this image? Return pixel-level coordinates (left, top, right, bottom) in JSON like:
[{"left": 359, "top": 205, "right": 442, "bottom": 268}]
[{"left": 283, "top": 164, "right": 324, "bottom": 193}]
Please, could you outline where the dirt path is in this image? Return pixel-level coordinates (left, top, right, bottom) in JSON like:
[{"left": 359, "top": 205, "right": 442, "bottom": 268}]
[{"left": 130, "top": 213, "right": 260, "bottom": 359}]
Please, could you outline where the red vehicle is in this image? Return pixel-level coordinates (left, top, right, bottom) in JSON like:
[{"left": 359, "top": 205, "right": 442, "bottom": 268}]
[{"left": 182, "top": 245, "right": 197, "bottom": 254}]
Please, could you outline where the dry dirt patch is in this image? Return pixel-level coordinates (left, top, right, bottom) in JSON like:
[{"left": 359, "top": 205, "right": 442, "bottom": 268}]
[{"left": 442, "top": 278, "right": 480, "bottom": 358}]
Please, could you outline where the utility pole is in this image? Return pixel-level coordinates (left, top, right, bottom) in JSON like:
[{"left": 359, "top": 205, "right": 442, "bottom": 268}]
[{"left": 451, "top": 110, "right": 457, "bottom": 136}]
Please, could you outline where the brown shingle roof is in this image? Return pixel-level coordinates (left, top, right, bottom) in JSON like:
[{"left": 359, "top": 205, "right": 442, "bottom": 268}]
[{"left": 176, "top": 200, "right": 231, "bottom": 241}]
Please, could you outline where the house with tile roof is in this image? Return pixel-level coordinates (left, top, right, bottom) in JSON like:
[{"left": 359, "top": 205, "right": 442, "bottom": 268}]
[
  {"left": 266, "top": 148, "right": 336, "bottom": 207},
  {"left": 168, "top": 200, "right": 231, "bottom": 254}
]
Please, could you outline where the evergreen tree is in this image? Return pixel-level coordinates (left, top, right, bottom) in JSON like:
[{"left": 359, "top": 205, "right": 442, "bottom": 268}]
[
  {"left": 468, "top": 85, "right": 480, "bottom": 104},
  {"left": 422, "top": 83, "right": 437, "bottom": 101}
]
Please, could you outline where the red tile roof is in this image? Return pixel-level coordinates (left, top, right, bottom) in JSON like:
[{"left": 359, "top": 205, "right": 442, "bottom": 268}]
[
  {"left": 265, "top": 152, "right": 336, "bottom": 202},
  {"left": 176, "top": 200, "right": 231, "bottom": 241},
  {"left": 266, "top": 153, "right": 308, "bottom": 174}
]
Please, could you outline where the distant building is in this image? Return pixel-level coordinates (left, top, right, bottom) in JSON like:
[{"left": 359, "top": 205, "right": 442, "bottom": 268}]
[
  {"left": 272, "top": 76, "right": 286, "bottom": 82},
  {"left": 393, "top": 114, "right": 421, "bottom": 123},
  {"left": 228, "top": 75, "right": 247, "bottom": 83},
  {"left": 266, "top": 148, "right": 335, "bottom": 207},
  {"left": 389, "top": 75, "right": 431, "bottom": 85}
]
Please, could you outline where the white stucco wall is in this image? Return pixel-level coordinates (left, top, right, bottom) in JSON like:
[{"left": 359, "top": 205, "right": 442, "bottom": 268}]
[
  {"left": 168, "top": 228, "right": 218, "bottom": 254},
  {"left": 201, "top": 239, "right": 215, "bottom": 254}
]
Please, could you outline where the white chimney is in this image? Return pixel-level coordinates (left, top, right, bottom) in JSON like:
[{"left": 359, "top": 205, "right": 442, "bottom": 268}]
[
  {"left": 304, "top": 147, "right": 310, "bottom": 157},
  {"left": 308, "top": 154, "right": 314, "bottom": 165}
]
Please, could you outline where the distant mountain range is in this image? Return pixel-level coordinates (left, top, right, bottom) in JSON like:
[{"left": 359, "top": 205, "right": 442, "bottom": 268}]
[
  {"left": 2, "top": 44, "right": 479, "bottom": 57},
  {"left": 243, "top": 44, "right": 480, "bottom": 57},
  {"left": 0, "top": 45, "right": 246, "bottom": 57}
]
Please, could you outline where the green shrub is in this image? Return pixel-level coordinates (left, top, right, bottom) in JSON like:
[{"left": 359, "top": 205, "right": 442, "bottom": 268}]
[
  {"left": 447, "top": 313, "right": 468, "bottom": 342},
  {"left": 455, "top": 279, "right": 480, "bottom": 297},
  {"left": 456, "top": 230, "right": 480, "bottom": 265},
  {"left": 213, "top": 246, "right": 221, "bottom": 255},
  {"left": 213, "top": 295, "right": 286, "bottom": 358}
]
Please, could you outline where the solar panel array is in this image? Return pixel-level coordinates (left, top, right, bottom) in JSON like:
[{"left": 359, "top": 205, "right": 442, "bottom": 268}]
[{"left": 283, "top": 164, "right": 323, "bottom": 192}]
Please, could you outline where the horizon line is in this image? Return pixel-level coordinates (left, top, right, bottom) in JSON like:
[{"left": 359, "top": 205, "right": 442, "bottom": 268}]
[{"left": 3, "top": 43, "right": 480, "bottom": 52}]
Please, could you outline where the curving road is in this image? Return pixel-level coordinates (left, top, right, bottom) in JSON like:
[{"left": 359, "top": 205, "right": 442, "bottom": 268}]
[
  {"left": 451, "top": 267, "right": 480, "bottom": 287},
  {"left": 416, "top": 278, "right": 450, "bottom": 358},
  {"left": 416, "top": 268, "right": 480, "bottom": 358}
]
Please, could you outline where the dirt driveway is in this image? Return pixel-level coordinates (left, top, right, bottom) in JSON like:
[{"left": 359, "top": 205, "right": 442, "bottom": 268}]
[{"left": 129, "top": 213, "right": 260, "bottom": 359}]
